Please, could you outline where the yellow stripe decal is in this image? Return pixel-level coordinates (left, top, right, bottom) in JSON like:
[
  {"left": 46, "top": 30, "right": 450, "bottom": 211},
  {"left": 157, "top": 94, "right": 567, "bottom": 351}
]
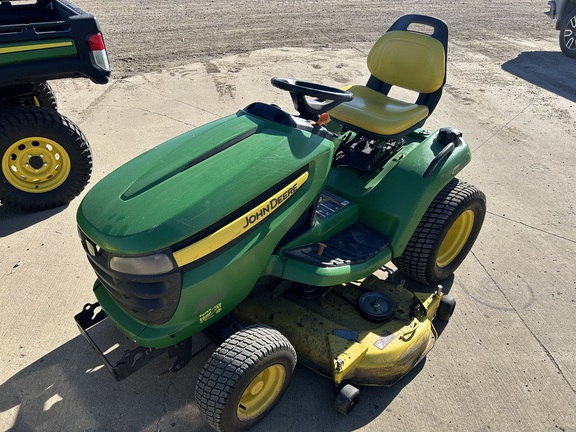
[
  {"left": 173, "top": 171, "right": 309, "bottom": 267},
  {"left": 0, "top": 41, "right": 74, "bottom": 55}
]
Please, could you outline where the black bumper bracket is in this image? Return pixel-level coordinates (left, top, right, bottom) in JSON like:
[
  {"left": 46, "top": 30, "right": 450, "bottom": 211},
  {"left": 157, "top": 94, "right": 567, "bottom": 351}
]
[{"left": 74, "top": 302, "right": 192, "bottom": 381}]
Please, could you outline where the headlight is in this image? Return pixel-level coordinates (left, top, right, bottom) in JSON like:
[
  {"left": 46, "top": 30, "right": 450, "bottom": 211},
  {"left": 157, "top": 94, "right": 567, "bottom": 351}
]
[{"left": 109, "top": 252, "right": 175, "bottom": 275}]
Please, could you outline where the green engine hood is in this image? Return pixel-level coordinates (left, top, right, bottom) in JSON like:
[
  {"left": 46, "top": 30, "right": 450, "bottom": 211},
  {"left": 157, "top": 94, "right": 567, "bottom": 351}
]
[{"left": 77, "top": 109, "right": 333, "bottom": 254}]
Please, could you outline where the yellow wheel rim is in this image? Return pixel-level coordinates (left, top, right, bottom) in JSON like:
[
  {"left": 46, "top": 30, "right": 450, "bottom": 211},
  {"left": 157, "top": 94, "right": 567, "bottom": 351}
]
[
  {"left": 2, "top": 137, "right": 71, "bottom": 193},
  {"left": 33, "top": 96, "right": 41, "bottom": 107},
  {"left": 237, "top": 364, "right": 286, "bottom": 421},
  {"left": 437, "top": 210, "right": 475, "bottom": 268}
]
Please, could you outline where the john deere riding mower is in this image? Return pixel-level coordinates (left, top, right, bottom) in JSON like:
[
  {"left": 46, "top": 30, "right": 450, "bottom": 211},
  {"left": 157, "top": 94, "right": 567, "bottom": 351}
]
[{"left": 75, "top": 15, "right": 486, "bottom": 432}]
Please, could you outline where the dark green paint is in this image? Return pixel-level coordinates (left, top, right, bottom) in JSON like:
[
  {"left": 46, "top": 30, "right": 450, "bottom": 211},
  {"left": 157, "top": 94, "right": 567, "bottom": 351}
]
[
  {"left": 0, "top": 39, "right": 77, "bottom": 66},
  {"left": 78, "top": 110, "right": 471, "bottom": 348}
]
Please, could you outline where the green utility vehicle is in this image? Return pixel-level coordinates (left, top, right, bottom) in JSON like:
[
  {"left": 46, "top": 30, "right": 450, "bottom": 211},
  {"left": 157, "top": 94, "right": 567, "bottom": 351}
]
[
  {"left": 0, "top": 0, "right": 110, "bottom": 210},
  {"left": 75, "top": 15, "right": 486, "bottom": 432}
]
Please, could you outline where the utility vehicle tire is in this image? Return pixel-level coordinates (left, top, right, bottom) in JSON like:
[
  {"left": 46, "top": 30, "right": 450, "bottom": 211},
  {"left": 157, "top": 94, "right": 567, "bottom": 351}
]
[
  {"left": 0, "top": 106, "right": 92, "bottom": 211},
  {"left": 334, "top": 383, "right": 360, "bottom": 415},
  {"left": 392, "top": 178, "right": 486, "bottom": 285},
  {"left": 559, "top": 8, "right": 576, "bottom": 58},
  {"left": 436, "top": 295, "right": 456, "bottom": 322},
  {"left": 195, "top": 325, "right": 297, "bottom": 432},
  {"left": 5, "top": 82, "right": 58, "bottom": 110},
  {"left": 31, "top": 82, "right": 58, "bottom": 110}
]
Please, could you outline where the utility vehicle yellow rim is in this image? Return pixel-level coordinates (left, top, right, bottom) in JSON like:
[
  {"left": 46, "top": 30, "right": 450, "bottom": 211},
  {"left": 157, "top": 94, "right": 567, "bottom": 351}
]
[
  {"left": 33, "top": 96, "right": 41, "bottom": 107},
  {"left": 2, "top": 137, "right": 71, "bottom": 193},
  {"left": 437, "top": 210, "right": 475, "bottom": 267},
  {"left": 237, "top": 364, "right": 286, "bottom": 421}
]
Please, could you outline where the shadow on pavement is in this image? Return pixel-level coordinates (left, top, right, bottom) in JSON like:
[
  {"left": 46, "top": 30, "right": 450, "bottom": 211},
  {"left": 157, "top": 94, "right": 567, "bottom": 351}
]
[
  {"left": 0, "top": 311, "right": 440, "bottom": 432},
  {"left": 501, "top": 51, "right": 576, "bottom": 102},
  {"left": 0, "top": 204, "right": 67, "bottom": 237}
]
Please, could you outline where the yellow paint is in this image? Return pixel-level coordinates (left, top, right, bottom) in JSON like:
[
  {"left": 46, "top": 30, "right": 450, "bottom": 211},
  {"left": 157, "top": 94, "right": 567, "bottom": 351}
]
[
  {"left": 437, "top": 210, "right": 475, "bottom": 267},
  {"left": 173, "top": 172, "right": 308, "bottom": 266},
  {"left": 328, "top": 335, "right": 368, "bottom": 384},
  {"left": 232, "top": 276, "right": 438, "bottom": 387},
  {"left": 199, "top": 303, "right": 222, "bottom": 323},
  {"left": 329, "top": 29, "right": 445, "bottom": 137},
  {"left": 414, "top": 290, "right": 442, "bottom": 320},
  {"left": 237, "top": 364, "right": 286, "bottom": 421},
  {"left": 1, "top": 137, "right": 71, "bottom": 193},
  {"left": 329, "top": 85, "right": 429, "bottom": 136},
  {"left": 0, "top": 41, "right": 73, "bottom": 55}
]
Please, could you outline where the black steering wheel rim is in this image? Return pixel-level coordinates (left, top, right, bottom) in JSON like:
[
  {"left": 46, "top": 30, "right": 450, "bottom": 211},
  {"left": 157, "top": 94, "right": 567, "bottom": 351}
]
[
  {"left": 271, "top": 77, "right": 353, "bottom": 102},
  {"left": 271, "top": 77, "right": 353, "bottom": 120}
]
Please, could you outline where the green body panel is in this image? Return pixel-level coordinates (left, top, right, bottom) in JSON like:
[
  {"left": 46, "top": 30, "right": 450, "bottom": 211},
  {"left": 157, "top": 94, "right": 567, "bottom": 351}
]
[
  {"left": 327, "top": 129, "right": 471, "bottom": 256},
  {"left": 0, "top": 39, "right": 77, "bottom": 66},
  {"left": 96, "top": 203, "right": 324, "bottom": 348},
  {"left": 80, "top": 109, "right": 335, "bottom": 347},
  {"left": 78, "top": 110, "right": 471, "bottom": 347},
  {"left": 279, "top": 247, "right": 392, "bottom": 286},
  {"left": 277, "top": 129, "right": 471, "bottom": 286},
  {"left": 78, "top": 111, "right": 332, "bottom": 255}
]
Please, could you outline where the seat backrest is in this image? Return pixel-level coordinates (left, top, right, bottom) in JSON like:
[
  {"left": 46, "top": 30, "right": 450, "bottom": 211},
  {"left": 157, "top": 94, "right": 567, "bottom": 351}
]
[
  {"left": 367, "top": 30, "right": 446, "bottom": 94},
  {"left": 366, "top": 14, "right": 448, "bottom": 106}
]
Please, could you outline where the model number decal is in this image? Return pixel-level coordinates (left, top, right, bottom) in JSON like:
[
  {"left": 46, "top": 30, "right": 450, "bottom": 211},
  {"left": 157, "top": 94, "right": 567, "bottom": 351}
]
[{"left": 199, "top": 303, "right": 222, "bottom": 323}]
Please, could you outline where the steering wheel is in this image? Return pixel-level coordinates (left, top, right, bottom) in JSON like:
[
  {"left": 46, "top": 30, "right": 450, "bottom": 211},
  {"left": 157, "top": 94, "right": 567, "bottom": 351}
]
[{"left": 271, "top": 77, "right": 353, "bottom": 120}]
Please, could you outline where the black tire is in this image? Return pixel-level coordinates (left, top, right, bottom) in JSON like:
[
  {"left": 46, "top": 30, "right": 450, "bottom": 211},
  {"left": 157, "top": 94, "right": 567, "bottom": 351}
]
[
  {"left": 195, "top": 325, "right": 297, "bottom": 432},
  {"left": 436, "top": 295, "right": 456, "bottom": 322},
  {"left": 31, "top": 82, "right": 58, "bottom": 111},
  {"left": 392, "top": 178, "right": 486, "bottom": 285},
  {"left": 0, "top": 106, "right": 92, "bottom": 211},
  {"left": 3, "top": 82, "right": 58, "bottom": 111},
  {"left": 560, "top": 8, "right": 576, "bottom": 58},
  {"left": 334, "top": 383, "right": 360, "bottom": 415}
]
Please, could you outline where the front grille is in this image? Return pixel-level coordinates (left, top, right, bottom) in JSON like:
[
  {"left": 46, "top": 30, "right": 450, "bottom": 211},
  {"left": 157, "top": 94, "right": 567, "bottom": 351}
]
[{"left": 79, "top": 230, "right": 182, "bottom": 325}]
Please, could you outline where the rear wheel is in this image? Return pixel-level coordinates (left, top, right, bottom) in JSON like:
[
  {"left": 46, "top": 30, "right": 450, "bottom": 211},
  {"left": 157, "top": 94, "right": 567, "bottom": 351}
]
[
  {"left": 560, "top": 8, "right": 576, "bottom": 58},
  {"left": 195, "top": 325, "right": 296, "bottom": 432},
  {"left": 392, "top": 178, "right": 486, "bottom": 285},
  {"left": 4, "top": 82, "right": 58, "bottom": 110},
  {"left": 0, "top": 106, "right": 92, "bottom": 211},
  {"left": 31, "top": 82, "right": 58, "bottom": 110}
]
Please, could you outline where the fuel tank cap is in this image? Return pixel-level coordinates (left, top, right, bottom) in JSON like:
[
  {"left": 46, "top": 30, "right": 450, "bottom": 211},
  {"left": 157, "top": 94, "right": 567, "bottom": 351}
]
[{"left": 357, "top": 291, "right": 395, "bottom": 321}]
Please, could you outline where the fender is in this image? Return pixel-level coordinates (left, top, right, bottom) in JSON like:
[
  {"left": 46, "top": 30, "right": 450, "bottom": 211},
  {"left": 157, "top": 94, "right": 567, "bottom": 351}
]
[{"left": 326, "top": 128, "right": 471, "bottom": 257}]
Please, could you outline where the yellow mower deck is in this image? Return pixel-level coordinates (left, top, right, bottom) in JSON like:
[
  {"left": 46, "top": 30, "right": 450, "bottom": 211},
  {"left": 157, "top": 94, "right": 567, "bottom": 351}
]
[{"left": 232, "top": 274, "right": 442, "bottom": 387}]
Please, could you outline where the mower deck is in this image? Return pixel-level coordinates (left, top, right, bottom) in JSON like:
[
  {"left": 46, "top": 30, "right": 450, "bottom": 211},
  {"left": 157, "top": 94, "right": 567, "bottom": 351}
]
[{"left": 232, "top": 274, "right": 441, "bottom": 386}]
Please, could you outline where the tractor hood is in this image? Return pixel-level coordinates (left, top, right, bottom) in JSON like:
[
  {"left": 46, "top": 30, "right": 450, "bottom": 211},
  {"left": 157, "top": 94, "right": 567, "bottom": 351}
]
[{"left": 77, "top": 108, "right": 333, "bottom": 254}]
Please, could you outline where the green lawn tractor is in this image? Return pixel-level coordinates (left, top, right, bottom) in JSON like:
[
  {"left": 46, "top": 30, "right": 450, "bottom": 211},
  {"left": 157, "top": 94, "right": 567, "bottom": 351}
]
[{"left": 75, "top": 15, "right": 486, "bottom": 432}]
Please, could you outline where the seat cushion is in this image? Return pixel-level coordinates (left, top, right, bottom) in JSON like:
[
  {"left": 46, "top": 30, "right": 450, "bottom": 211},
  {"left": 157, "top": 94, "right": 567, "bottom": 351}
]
[{"left": 329, "top": 85, "right": 429, "bottom": 136}]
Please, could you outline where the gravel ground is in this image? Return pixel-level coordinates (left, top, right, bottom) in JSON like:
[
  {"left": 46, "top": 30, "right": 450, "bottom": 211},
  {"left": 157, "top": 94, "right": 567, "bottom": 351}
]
[{"left": 74, "top": 0, "right": 555, "bottom": 78}]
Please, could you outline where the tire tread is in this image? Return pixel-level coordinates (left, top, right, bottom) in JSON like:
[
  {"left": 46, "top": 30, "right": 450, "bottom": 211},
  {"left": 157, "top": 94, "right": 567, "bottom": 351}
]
[
  {"left": 392, "top": 178, "right": 485, "bottom": 284},
  {"left": 195, "top": 325, "right": 296, "bottom": 432}
]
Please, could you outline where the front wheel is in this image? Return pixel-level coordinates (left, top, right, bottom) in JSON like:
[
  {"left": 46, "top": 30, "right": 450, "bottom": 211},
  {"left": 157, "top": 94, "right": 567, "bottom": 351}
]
[
  {"left": 392, "top": 178, "right": 486, "bottom": 285},
  {"left": 560, "top": 8, "right": 576, "bottom": 58},
  {"left": 0, "top": 106, "right": 92, "bottom": 211},
  {"left": 195, "top": 325, "right": 297, "bottom": 432}
]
